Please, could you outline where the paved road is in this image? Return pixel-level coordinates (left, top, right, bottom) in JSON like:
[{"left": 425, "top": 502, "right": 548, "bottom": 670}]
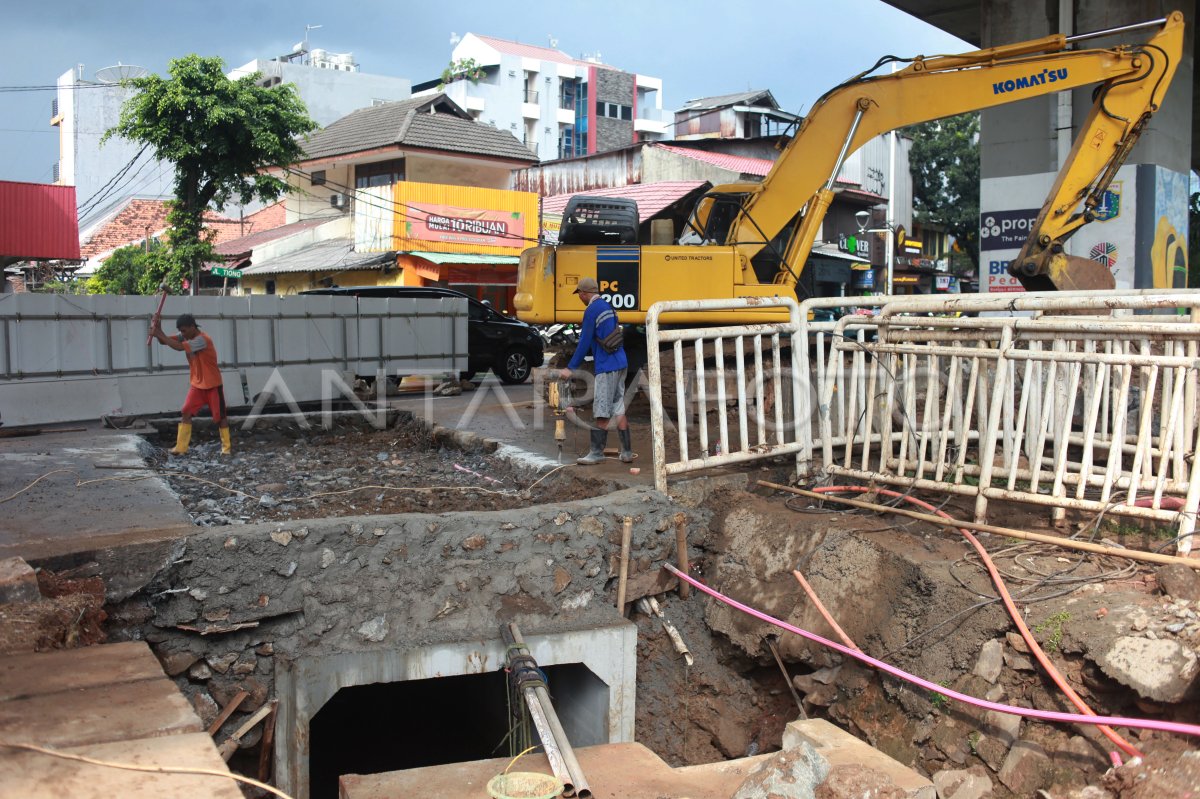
[
  {"left": 389, "top": 371, "right": 656, "bottom": 485},
  {"left": 0, "top": 425, "right": 191, "bottom": 563}
]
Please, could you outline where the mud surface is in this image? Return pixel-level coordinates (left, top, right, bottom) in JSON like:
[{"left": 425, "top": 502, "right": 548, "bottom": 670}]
[{"left": 152, "top": 417, "right": 606, "bottom": 526}]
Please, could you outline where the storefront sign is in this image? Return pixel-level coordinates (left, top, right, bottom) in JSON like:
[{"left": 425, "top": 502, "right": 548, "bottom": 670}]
[
  {"left": 837, "top": 232, "right": 870, "bottom": 258},
  {"left": 406, "top": 203, "right": 525, "bottom": 248},
  {"left": 935, "top": 275, "right": 951, "bottom": 290},
  {"left": 980, "top": 208, "right": 1039, "bottom": 252},
  {"left": 852, "top": 268, "right": 875, "bottom": 290}
]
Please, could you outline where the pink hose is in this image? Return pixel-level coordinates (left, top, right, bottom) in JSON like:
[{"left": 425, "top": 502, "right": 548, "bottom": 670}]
[{"left": 663, "top": 562, "right": 1200, "bottom": 740}]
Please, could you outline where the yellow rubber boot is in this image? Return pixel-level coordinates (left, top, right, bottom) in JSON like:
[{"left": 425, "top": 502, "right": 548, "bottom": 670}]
[
  {"left": 219, "top": 427, "right": 232, "bottom": 455},
  {"left": 169, "top": 422, "right": 192, "bottom": 455}
]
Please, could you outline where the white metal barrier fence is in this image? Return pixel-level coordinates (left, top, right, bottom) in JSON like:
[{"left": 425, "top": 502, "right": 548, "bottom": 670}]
[
  {"left": 0, "top": 293, "right": 467, "bottom": 426},
  {"left": 645, "top": 290, "right": 1200, "bottom": 556}
]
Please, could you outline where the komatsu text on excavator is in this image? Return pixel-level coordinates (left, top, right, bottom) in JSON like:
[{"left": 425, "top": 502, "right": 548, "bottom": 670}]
[{"left": 514, "top": 12, "right": 1184, "bottom": 328}]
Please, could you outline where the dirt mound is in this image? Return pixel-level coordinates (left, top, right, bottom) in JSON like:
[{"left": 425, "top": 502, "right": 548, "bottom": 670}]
[{"left": 0, "top": 569, "right": 106, "bottom": 654}]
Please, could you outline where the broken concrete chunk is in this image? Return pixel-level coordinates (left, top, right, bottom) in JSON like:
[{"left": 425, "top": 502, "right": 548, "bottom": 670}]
[
  {"left": 159, "top": 650, "right": 201, "bottom": 676},
  {"left": 0, "top": 558, "right": 41, "bottom": 604},
  {"left": 188, "top": 588, "right": 208, "bottom": 601},
  {"left": 1004, "top": 632, "right": 1028, "bottom": 654},
  {"left": 932, "top": 766, "right": 992, "bottom": 799},
  {"left": 577, "top": 516, "right": 605, "bottom": 537},
  {"left": 320, "top": 549, "right": 336, "bottom": 569},
  {"left": 1094, "top": 635, "right": 1199, "bottom": 703},
  {"left": 357, "top": 615, "right": 388, "bottom": 642},
  {"left": 276, "top": 561, "right": 297, "bottom": 578},
  {"left": 973, "top": 639, "right": 1003, "bottom": 684},
  {"left": 732, "top": 740, "right": 830, "bottom": 799},
  {"left": 462, "top": 535, "right": 487, "bottom": 551},
  {"left": 553, "top": 566, "right": 572, "bottom": 595},
  {"left": 1156, "top": 563, "right": 1200, "bottom": 602},
  {"left": 191, "top": 691, "right": 219, "bottom": 727},
  {"left": 999, "top": 741, "right": 1051, "bottom": 795},
  {"left": 1002, "top": 649, "right": 1035, "bottom": 671}
]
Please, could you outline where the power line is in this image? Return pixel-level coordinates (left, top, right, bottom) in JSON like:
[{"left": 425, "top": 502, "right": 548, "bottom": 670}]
[{"left": 76, "top": 145, "right": 150, "bottom": 222}]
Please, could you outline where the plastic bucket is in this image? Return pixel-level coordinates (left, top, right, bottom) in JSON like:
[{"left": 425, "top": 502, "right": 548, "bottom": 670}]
[{"left": 485, "top": 771, "right": 562, "bottom": 799}]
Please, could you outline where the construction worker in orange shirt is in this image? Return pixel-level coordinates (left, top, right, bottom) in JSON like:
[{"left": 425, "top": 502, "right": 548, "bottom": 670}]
[{"left": 150, "top": 313, "right": 231, "bottom": 455}]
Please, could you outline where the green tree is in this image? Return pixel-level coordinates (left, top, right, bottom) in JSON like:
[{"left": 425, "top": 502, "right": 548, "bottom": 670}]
[
  {"left": 907, "top": 113, "right": 981, "bottom": 271},
  {"left": 85, "top": 240, "right": 174, "bottom": 295},
  {"left": 105, "top": 54, "right": 316, "bottom": 292},
  {"left": 439, "top": 57, "right": 486, "bottom": 88}
]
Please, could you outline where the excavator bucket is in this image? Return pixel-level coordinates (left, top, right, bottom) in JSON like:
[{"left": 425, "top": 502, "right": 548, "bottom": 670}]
[{"left": 1018, "top": 252, "right": 1116, "bottom": 293}]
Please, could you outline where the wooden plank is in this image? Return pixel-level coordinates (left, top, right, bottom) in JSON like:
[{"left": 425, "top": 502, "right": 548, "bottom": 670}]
[
  {"left": 0, "top": 732, "right": 244, "bottom": 799},
  {"left": 0, "top": 642, "right": 164, "bottom": 701},
  {"left": 621, "top": 568, "right": 680, "bottom": 605},
  {"left": 0, "top": 677, "right": 202, "bottom": 749}
]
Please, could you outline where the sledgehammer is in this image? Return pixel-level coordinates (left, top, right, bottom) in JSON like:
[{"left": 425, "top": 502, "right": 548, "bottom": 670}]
[{"left": 146, "top": 281, "right": 169, "bottom": 344}]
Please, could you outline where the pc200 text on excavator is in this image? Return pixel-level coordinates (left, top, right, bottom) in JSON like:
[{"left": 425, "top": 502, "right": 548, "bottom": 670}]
[{"left": 513, "top": 12, "right": 1185, "bottom": 328}]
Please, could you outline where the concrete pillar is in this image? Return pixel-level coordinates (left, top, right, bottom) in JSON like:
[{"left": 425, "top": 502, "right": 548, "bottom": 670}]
[{"left": 978, "top": 0, "right": 1194, "bottom": 292}]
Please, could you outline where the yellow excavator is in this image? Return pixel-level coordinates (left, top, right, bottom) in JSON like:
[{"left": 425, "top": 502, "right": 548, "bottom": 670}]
[{"left": 514, "top": 12, "right": 1184, "bottom": 327}]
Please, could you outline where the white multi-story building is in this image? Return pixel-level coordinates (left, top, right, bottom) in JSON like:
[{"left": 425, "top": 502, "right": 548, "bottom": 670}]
[
  {"left": 53, "top": 49, "right": 411, "bottom": 231},
  {"left": 418, "top": 34, "right": 666, "bottom": 161}
]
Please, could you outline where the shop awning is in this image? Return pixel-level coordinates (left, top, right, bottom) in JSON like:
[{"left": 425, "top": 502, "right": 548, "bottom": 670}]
[
  {"left": 407, "top": 251, "right": 520, "bottom": 265},
  {"left": 810, "top": 244, "right": 870, "bottom": 264}
]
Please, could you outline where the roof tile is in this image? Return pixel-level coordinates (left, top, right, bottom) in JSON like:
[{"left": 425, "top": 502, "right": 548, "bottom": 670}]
[
  {"left": 540, "top": 181, "right": 709, "bottom": 221},
  {"left": 299, "top": 94, "right": 537, "bottom": 164},
  {"left": 654, "top": 145, "right": 775, "bottom": 177},
  {"left": 80, "top": 199, "right": 242, "bottom": 258}
]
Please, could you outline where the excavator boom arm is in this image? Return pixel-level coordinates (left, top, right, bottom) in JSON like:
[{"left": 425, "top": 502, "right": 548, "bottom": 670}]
[{"left": 730, "top": 11, "right": 1184, "bottom": 291}]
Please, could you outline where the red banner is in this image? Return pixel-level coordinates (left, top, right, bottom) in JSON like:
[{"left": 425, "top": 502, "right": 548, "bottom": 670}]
[{"left": 405, "top": 203, "right": 525, "bottom": 249}]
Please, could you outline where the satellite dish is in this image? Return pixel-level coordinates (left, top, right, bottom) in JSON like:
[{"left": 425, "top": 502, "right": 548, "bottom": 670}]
[{"left": 95, "top": 63, "right": 149, "bottom": 83}]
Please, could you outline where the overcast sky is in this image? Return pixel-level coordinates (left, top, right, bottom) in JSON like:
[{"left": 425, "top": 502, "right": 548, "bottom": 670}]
[{"left": 0, "top": 0, "right": 969, "bottom": 185}]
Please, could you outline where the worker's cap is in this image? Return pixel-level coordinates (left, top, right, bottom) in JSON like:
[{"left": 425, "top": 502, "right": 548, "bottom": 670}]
[
  {"left": 573, "top": 277, "right": 599, "bottom": 295},
  {"left": 175, "top": 313, "right": 199, "bottom": 329}
]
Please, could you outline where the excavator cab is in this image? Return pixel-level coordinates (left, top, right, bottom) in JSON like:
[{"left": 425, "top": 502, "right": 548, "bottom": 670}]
[{"left": 557, "top": 196, "right": 639, "bottom": 245}]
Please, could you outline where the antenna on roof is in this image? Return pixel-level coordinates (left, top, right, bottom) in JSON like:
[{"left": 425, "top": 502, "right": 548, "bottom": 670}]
[
  {"left": 548, "top": 34, "right": 558, "bottom": 48},
  {"left": 95, "top": 62, "right": 149, "bottom": 83},
  {"left": 304, "top": 24, "right": 322, "bottom": 52}
]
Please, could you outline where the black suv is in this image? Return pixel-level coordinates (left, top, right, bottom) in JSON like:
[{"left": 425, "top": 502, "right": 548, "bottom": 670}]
[{"left": 300, "top": 286, "right": 544, "bottom": 384}]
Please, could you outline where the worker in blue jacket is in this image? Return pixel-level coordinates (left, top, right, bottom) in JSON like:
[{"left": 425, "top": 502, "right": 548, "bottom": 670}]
[{"left": 559, "top": 277, "right": 635, "bottom": 465}]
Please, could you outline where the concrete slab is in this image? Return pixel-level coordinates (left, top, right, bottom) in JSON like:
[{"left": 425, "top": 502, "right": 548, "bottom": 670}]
[
  {"left": 0, "top": 640, "right": 165, "bottom": 701},
  {"left": 0, "top": 428, "right": 191, "bottom": 563},
  {"left": 0, "top": 732, "right": 244, "bottom": 799},
  {"left": 783, "top": 718, "right": 935, "bottom": 799},
  {"left": 340, "top": 741, "right": 774, "bottom": 799},
  {"left": 0, "top": 671, "right": 202, "bottom": 749},
  {"left": 0, "top": 641, "right": 242, "bottom": 798}
]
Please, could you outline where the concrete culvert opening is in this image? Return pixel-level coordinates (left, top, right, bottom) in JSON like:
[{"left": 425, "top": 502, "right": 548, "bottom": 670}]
[{"left": 309, "top": 663, "right": 609, "bottom": 799}]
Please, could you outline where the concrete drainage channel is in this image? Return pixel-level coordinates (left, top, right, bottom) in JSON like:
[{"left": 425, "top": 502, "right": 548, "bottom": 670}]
[
  {"left": 32, "top": 407, "right": 1198, "bottom": 799},
  {"left": 101, "top": 409, "right": 687, "bottom": 799}
]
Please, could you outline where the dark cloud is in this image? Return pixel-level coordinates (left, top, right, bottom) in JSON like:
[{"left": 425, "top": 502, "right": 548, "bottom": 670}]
[{"left": 0, "top": 0, "right": 967, "bottom": 184}]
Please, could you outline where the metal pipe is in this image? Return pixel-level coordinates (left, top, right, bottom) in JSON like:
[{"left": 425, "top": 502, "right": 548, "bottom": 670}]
[
  {"left": 1064, "top": 16, "right": 1167, "bottom": 45},
  {"left": 509, "top": 624, "right": 592, "bottom": 799},
  {"left": 500, "top": 626, "right": 573, "bottom": 796},
  {"left": 825, "top": 108, "right": 866, "bottom": 191}
]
